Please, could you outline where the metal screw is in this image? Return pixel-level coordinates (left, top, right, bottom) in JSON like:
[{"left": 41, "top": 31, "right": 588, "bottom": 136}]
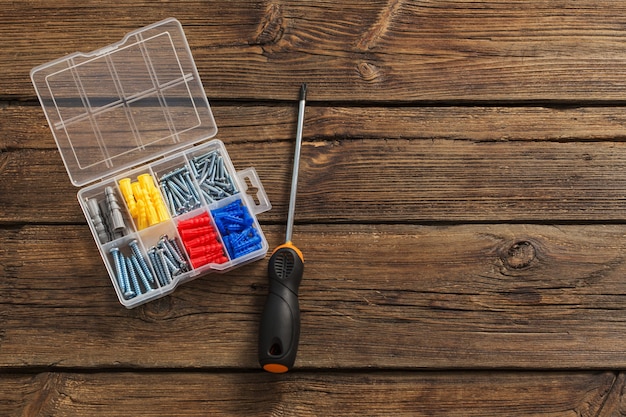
[
  {"left": 159, "top": 166, "right": 202, "bottom": 215},
  {"left": 192, "top": 150, "right": 238, "bottom": 204},
  {"left": 157, "top": 248, "right": 172, "bottom": 285},
  {"left": 128, "top": 239, "right": 154, "bottom": 284},
  {"left": 130, "top": 254, "right": 150, "bottom": 292},
  {"left": 125, "top": 256, "right": 140, "bottom": 298},
  {"left": 168, "top": 237, "right": 188, "bottom": 271},
  {"left": 159, "top": 235, "right": 186, "bottom": 270},
  {"left": 109, "top": 247, "right": 129, "bottom": 294},
  {"left": 183, "top": 170, "right": 200, "bottom": 202},
  {"left": 148, "top": 249, "right": 167, "bottom": 286},
  {"left": 158, "top": 239, "right": 177, "bottom": 269},
  {"left": 165, "top": 256, "right": 181, "bottom": 275},
  {"left": 129, "top": 254, "right": 153, "bottom": 292}
]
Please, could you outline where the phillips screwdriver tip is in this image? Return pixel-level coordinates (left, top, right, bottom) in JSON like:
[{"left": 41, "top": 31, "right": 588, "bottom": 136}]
[{"left": 299, "top": 83, "right": 307, "bottom": 101}]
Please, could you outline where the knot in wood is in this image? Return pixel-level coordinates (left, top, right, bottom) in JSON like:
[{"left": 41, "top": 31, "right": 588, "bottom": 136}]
[
  {"left": 356, "top": 62, "right": 381, "bottom": 82},
  {"left": 503, "top": 241, "right": 536, "bottom": 270},
  {"left": 141, "top": 296, "right": 174, "bottom": 321},
  {"left": 253, "top": 3, "right": 284, "bottom": 46}
]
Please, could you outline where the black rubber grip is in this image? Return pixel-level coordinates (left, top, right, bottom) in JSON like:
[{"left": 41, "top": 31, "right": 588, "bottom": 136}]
[{"left": 258, "top": 247, "right": 304, "bottom": 372}]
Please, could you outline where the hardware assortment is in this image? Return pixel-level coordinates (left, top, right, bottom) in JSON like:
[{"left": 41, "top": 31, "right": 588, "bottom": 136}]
[
  {"left": 31, "top": 18, "right": 271, "bottom": 308},
  {"left": 78, "top": 142, "right": 269, "bottom": 307}
]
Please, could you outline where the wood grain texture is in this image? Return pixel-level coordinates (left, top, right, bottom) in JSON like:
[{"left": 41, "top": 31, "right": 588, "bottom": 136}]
[
  {"left": 6, "top": 104, "right": 626, "bottom": 151},
  {"left": 3, "top": 138, "right": 626, "bottom": 223},
  {"left": 0, "top": 371, "right": 619, "bottom": 416},
  {"left": 3, "top": 223, "right": 626, "bottom": 369},
  {"left": 5, "top": 1, "right": 626, "bottom": 414},
  {"left": 5, "top": 1, "right": 626, "bottom": 100},
  {"left": 5, "top": 104, "right": 626, "bottom": 223}
]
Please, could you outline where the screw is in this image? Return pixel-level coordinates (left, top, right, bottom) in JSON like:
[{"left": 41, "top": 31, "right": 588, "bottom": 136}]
[
  {"left": 162, "top": 252, "right": 181, "bottom": 276},
  {"left": 183, "top": 170, "right": 200, "bottom": 202},
  {"left": 128, "top": 239, "right": 154, "bottom": 284},
  {"left": 130, "top": 254, "right": 152, "bottom": 293},
  {"left": 192, "top": 150, "right": 238, "bottom": 203},
  {"left": 148, "top": 249, "right": 167, "bottom": 286},
  {"left": 168, "top": 237, "right": 188, "bottom": 271},
  {"left": 125, "top": 256, "right": 140, "bottom": 298},
  {"left": 159, "top": 166, "right": 203, "bottom": 215},
  {"left": 110, "top": 247, "right": 133, "bottom": 297},
  {"left": 159, "top": 236, "right": 186, "bottom": 270},
  {"left": 131, "top": 254, "right": 150, "bottom": 291},
  {"left": 157, "top": 248, "right": 172, "bottom": 284},
  {"left": 156, "top": 235, "right": 187, "bottom": 276}
]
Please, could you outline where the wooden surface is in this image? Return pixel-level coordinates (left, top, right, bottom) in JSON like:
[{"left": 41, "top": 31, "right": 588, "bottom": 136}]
[{"left": 4, "top": 1, "right": 626, "bottom": 415}]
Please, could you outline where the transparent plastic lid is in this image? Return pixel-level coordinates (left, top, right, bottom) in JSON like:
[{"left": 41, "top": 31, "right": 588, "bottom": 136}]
[{"left": 31, "top": 18, "right": 217, "bottom": 186}]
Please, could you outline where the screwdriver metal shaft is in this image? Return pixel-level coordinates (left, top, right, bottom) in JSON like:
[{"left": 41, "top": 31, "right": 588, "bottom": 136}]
[{"left": 285, "top": 83, "right": 306, "bottom": 243}]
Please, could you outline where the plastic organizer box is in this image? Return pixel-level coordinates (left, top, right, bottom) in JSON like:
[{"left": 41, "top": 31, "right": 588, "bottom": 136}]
[{"left": 30, "top": 18, "right": 271, "bottom": 308}]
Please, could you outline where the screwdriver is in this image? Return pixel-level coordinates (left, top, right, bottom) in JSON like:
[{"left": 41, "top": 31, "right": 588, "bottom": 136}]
[{"left": 258, "top": 84, "right": 307, "bottom": 373}]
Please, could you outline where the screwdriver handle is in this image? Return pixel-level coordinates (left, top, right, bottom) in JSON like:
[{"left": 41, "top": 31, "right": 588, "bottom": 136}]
[{"left": 258, "top": 243, "right": 304, "bottom": 373}]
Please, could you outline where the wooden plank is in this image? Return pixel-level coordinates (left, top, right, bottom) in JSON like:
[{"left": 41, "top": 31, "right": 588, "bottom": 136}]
[
  {"left": 0, "top": 371, "right": 618, "bottom": 416},
  {"left": 7, "top": 104, "right": 626, "bottom": 151},
  {"left": 6, "top": 1, "right": 626, "bottom": 100},
  {"left": 3, "top": 136, "right": 626, "bottom": 223},
  {"left": 6, "top": 104, "right": 626, "bottom": 224},
  {"left": 4, "top": 224, "right": 626, "bottom": 369}
]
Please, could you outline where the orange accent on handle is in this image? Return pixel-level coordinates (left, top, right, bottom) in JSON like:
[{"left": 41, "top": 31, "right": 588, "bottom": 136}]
[
  {"left": 272, "top": 241, "right": 304, "bottom": 262},
  {"left": 263, "top": 363, "right": 289, "bottom": 373}
]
